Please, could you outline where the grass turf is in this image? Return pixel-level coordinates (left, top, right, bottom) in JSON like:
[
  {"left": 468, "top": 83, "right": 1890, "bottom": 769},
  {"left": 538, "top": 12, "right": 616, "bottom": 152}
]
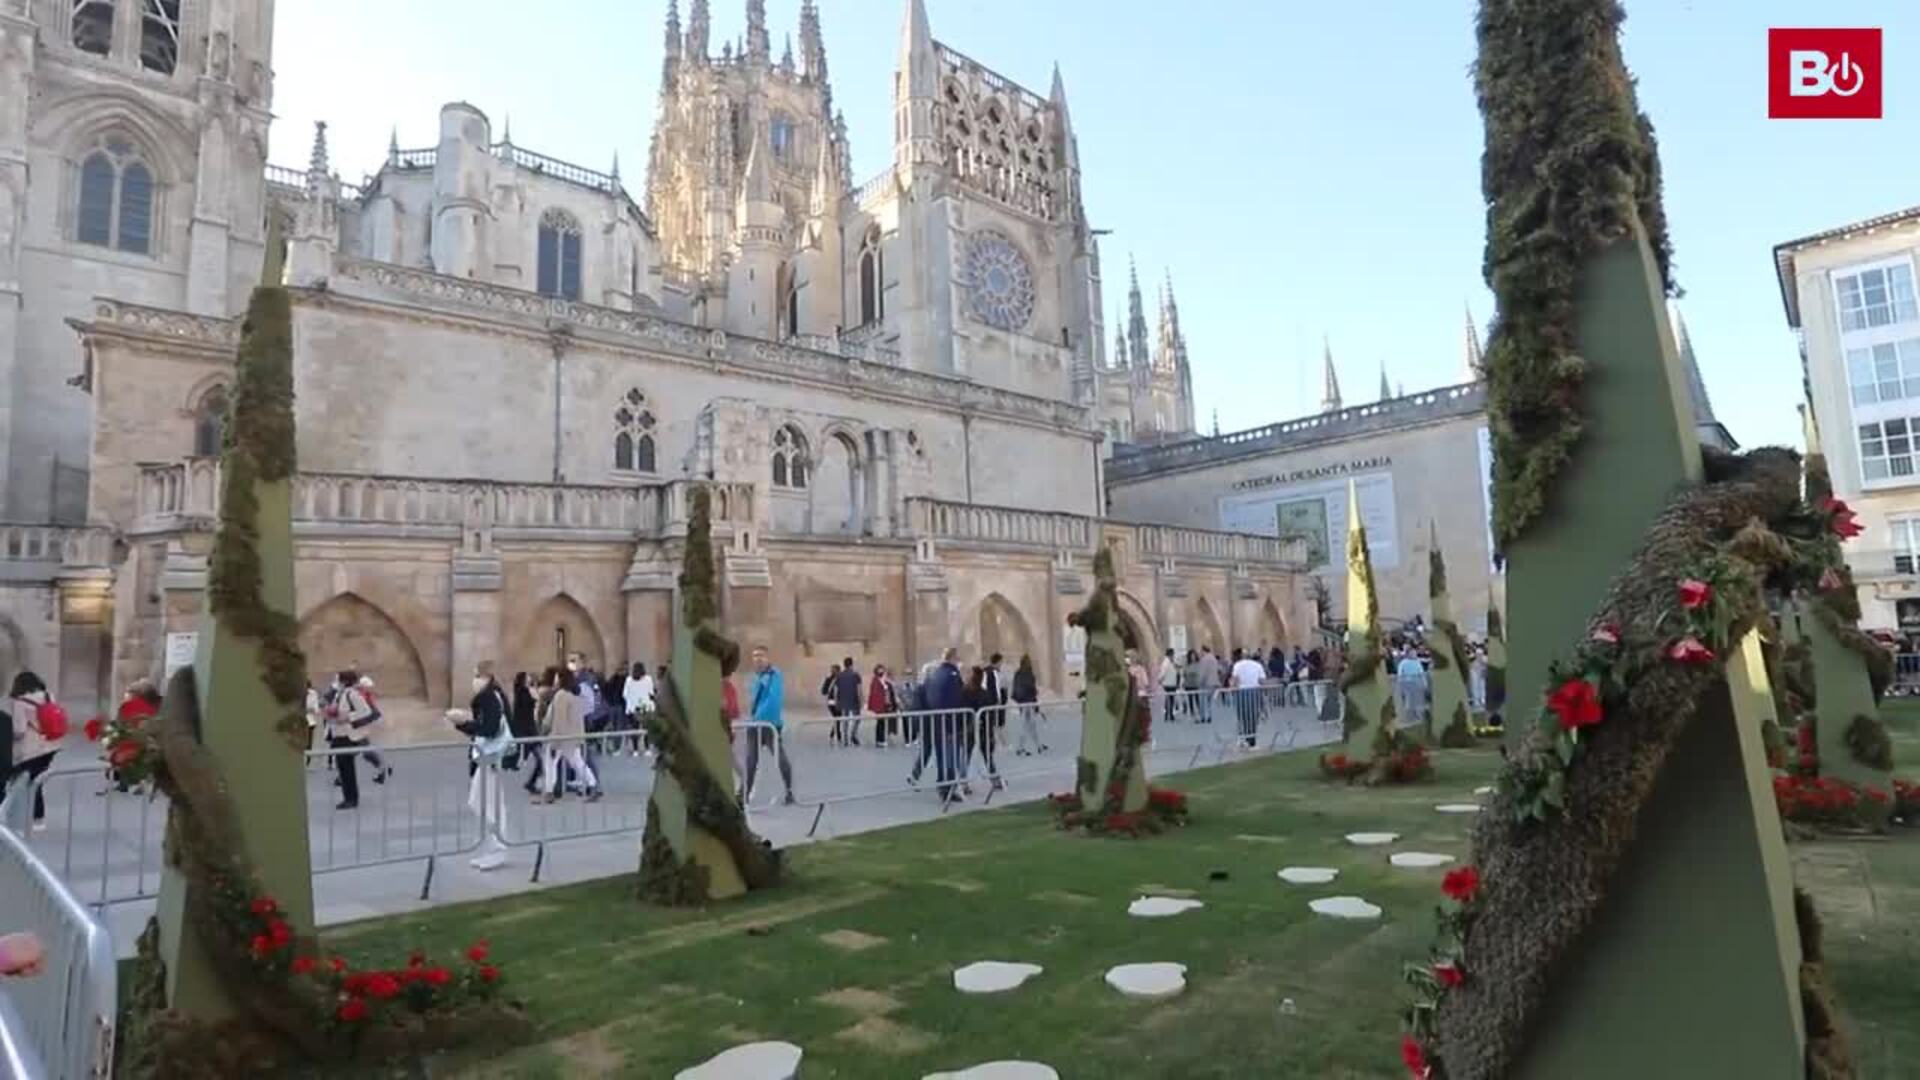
[{"left": 310, "top": 733, "right": 1920, "bottom": 1079}]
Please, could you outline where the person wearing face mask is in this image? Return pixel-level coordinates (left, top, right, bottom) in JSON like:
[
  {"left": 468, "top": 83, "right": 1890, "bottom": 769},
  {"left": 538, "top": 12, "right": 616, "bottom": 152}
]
[{"left": 454, "top": 663, "right": 513, "bottom": 870}]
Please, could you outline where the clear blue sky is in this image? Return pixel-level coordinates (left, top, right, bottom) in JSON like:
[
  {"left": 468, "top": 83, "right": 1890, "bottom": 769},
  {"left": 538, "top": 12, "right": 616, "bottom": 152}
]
[{"left": 271, "top": 1, "right": 1920, "bottom": 450}]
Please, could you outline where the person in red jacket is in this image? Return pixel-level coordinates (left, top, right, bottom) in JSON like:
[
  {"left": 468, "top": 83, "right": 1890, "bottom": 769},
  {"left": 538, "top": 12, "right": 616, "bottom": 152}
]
[{"left": 867, "top": 664, "right": 898, "bottom": 747}]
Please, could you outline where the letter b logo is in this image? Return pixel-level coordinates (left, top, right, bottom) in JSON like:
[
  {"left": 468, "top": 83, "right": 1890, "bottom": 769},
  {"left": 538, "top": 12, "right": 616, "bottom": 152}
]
[{"left": 1771, "top": 29, "right": 1882, "bottom": 118}]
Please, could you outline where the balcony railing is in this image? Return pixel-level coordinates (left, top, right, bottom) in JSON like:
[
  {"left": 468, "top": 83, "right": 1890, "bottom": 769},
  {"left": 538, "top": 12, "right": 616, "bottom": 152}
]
[
  {"left": 904, "top": 498, "right": 1306, "bottom": 570},
  {"left": 0, "top": 524, "right": 114, "bottom": 581},
  {"left": 133, "top": 461, "right": 753, "bottom": 540}
]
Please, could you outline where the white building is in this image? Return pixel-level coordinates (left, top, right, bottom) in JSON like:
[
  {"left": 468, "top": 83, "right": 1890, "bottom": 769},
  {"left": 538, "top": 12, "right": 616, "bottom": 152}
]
[{"left": 1776, "top": 204, "right": 1920, "bottom": 633}]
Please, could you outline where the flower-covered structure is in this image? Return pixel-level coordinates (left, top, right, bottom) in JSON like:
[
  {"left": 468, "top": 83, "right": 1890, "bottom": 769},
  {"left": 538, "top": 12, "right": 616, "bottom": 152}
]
[
  {"left": 1340, "top": 479, "right": 1397, "bottom": 747},
  {"left": 1398, "top": 1, "right": 1844, "bottom": 1077},
  {"left": 1426, "top": 525, "right": 1474, "bottom": 748}
]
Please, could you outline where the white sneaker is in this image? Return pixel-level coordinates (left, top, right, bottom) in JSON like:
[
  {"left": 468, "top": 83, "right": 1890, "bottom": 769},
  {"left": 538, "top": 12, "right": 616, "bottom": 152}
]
[{"left": 31, "top": 820, "right": 48, "bottom": 833}]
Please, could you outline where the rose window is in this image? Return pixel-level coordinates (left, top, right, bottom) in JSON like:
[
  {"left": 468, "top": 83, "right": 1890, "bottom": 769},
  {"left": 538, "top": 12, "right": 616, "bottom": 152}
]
[{"left": 963, "top": 230, "right": 1035, "bottom": 332}]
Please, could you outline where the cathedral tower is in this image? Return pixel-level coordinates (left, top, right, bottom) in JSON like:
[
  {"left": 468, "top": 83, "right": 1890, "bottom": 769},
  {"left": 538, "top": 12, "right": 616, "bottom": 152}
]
[
  {"left": 2, "top": 0, "right": 275, "bottom": 519},
  {"left": 645, "top": 0, "right": 846, "bottom": 334}
]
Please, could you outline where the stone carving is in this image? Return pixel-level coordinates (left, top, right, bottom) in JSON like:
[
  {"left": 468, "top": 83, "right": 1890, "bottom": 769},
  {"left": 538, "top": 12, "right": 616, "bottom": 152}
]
[
  {"left": 88, "top": 300, "right": 242, "bottom": 347},
  {"left": 794, "top": 590, "right": 879, "bottom": 645}
]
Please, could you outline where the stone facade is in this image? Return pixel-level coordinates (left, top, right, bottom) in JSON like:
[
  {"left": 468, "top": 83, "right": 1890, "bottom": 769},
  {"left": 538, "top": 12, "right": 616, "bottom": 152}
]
[{"left": 0, "top": 0, "right": 1291, "bottom": 723}]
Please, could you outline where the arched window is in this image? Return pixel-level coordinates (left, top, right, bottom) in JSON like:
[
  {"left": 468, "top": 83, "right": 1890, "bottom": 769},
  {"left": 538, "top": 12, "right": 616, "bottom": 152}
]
[
  {"left": 772, "top": 424, "right": 809, "bottom": 489},
  {"left": 76, "top": 138, "right": 156, "bottom": 254},
  {"left": 72, "top": 0, "right": 115, "bottom": 56},
  {"left": 769, "top": 113, "right": 796, "bottom": 161},
  {"left": 613, "top": 387, "right": 657, "bottom": 473},
  {"left": 192, "top": 385, "right": 229, "bottom": 458},
  {"left": 858, "top": 226, "right": 883, "bottom": 326},
  {"left": 140, "top": 0, "right": 182, "bottom": 74},
  {"left": 536, "top": 209, "right": 583, "bottom": 301},
  {"left": 777, "top": 263, "right": 799, "bottom": 339}
]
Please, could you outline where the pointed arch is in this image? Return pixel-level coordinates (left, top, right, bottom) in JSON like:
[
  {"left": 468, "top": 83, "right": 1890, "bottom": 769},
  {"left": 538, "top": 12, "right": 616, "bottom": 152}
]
[
  {"left": 1113, "top": 589, "right": 1158, "bottom": 660},
  {"left": 518, "top": 593, "right": 607, "bottom": 674},
  {"left": 298, "top": 592, "right": 429, "bottom": 700},
  {"left": 1258, "top": 598, "right": 1288, "bottom": 648},
  {"left": 1192, "top": 596, "right": 1227, "bottom": 657},
  {"left": 974, "top": 592, "right": 1036, "bottom": 665}
]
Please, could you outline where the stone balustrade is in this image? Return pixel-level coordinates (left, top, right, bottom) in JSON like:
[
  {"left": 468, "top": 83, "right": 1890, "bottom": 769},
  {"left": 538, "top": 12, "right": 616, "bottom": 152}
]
[
  {"left": 132, "top": 461, "right": 757, "bottom": 541},
  {"left": 904, "top": 497, "right": 1305, "bottom": 570},
  {"left": 0, "top": 524, "right": 115, "bottom": 573}
]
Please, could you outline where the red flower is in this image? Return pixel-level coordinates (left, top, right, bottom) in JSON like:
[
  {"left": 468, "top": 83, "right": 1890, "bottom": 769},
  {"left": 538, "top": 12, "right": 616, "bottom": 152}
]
[
  {"left": 1822, "top": 497, "right": 1864, "bottom": 540},
  {"left": 1433, "top": 961, "right": 1465, "bottom": 988},
  {"left": 83, "top": 717, "right": 105, "bottom": 742},
  {"left": 1667, "top": 637, "right": 1715, "bottom": 665},
  {"left": 336, "top": 998, "right": 368, "bottom": 1023},
  {"left": 1796, "top": 725, "right": 1815, "bottom": 753},
  {"left": 1819, "top": 566, "right": 1845, "bottom": 592},
  {"left": 407, "top": 950, "right": 426, "bottom": 969},
  {"left": 249, "top": 896, "right": 278, "bottom": 918},
  {"left": 1677, "top": 578, "right": 1712, "bottom": 610},
  {"left": 1590, "top": 623, "right": 1620, "bottom": 645},
  {"left": 365, "top": 973, "right": 402, "bottom": 1000},
  {"left": 1546, "top": 678, "right": 1603, "bottom": 732},
  {"left": 329, "top": 957, "right": 347, "bottom": 974},
  {"left": 270, "top": 920, "right": 292, "bottom": 947},
  {"left": 467, "top": 941, "right": 491, "bottom": 964},
  {"left": 1798, "top": 753, "right": 1818, "bottom": 772},
  {"left": 291, "top": 956, "right": 316, "bottom": 976},
  {"left": 1400, "top": 1034, "right": 1430, "bottom": 1078},
  {"left": 342, "top": 973, "right": 370, "bottom": 995},
  {"left": 249, "top": 934, "right": 272, "bottom": 957},
  {"left": 1441, "top": 866, "right": 1481, "bottom": 903},
  {"left": 424, "top": 967, "right": 453, "bottom": 987},
  {"left": 478, "top": 964, "right": 500, "bottom": 984},
  {"left": 1867, "top": 787, "right": 1890, "bottom": 804},
  {"left": 107, "top": 741, "right": 142, "bottom": 769}
]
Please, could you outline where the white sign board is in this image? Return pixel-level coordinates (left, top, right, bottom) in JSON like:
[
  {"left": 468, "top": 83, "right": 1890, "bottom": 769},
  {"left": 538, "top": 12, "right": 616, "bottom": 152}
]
[
  {"left": 1062, "top": 624, "right": 1088, "bottom": 676},
  {"left": 1169, "top": 624, "right": 1189, "bottom": 655},
  {"left": 163, "top": 631, "right": 198, "bottom": 678},
  {"left": 1218, "top": 469, "right": 1400, "bottom": 571}
]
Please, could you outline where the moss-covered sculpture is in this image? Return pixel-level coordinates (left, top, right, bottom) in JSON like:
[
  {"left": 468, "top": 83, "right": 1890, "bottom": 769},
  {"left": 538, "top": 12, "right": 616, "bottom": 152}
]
[
  {"left": 1340, "top": 480, "right": 1397, "bottom": 746},
  {"left": 1049, "top": 549, "right": 1185, "bottom": 835},
  {"left": 1397, "top": 2, "right": 1837, "bottom": 1077},
  {"left": 1427, "top": 524, "right": 1473, "bottom": 747},
  {"left": 638, "top": 487, "right": 779, "bottom": 904},
  {"left": 121, "top": 283, "right": 529, "bottom": 1074}
]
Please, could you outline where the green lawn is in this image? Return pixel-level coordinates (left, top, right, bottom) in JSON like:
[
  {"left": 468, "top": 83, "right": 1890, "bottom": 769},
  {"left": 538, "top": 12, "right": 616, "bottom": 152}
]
[{"left": 315, "top": 740, "right": 1920, "bottom": 1079}]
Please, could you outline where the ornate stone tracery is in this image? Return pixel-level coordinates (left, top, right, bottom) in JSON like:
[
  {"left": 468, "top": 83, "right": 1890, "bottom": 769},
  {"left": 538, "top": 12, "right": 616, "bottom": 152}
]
[{"left": 962, "top": 228, "right": 1035, "bottom": 332}]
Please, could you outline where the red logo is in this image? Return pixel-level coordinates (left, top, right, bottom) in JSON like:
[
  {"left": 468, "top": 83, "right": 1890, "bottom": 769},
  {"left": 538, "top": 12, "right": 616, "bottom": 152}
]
[{"left": 1769, "top": 29, "right": 1882, "bottom": 119}]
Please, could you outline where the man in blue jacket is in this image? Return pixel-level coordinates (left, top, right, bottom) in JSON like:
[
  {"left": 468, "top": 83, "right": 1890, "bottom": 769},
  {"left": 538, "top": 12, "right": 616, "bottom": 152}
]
[
  {"left": 927, "top": 647, "right": 968, "bottom": 801},
  {"left": 745, "top": 646, "right": 796, "bottom": 805}
]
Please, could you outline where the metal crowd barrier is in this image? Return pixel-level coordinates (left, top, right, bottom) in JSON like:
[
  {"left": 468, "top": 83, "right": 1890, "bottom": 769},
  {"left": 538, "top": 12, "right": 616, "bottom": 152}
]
[
  {"left": 0, "top": 793, "right": 116, "bottom": 1080},
  {"left": 1893, "top": 653, "right": 1920, "bottom": 696},
  {"left": 16, "top": 683, "right": 1354, "bottom": 908}
]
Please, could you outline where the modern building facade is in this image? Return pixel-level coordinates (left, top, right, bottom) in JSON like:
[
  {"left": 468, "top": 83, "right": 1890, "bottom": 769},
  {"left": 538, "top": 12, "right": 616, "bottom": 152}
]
[{"left": 1777, "top": 204, "right": 1920, "bottom": 633}]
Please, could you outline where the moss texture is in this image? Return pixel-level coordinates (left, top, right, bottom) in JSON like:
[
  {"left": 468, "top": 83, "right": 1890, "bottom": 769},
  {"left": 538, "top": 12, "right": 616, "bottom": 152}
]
[
  {"left": 1068, "top": 548, "right": 1154, "bottom": 825},
  {"left": 1431, "top": 449, "right": 1843, "bottom": 1078},
  {"left": 204, "top": 287, "right": 308, "bottom": 748},
  {"left": 1844, "top": 714, "right": 1895, "bottom": 773},
  {"left": 1475, "top": 0, "right": 1677, "bottom": 549}
]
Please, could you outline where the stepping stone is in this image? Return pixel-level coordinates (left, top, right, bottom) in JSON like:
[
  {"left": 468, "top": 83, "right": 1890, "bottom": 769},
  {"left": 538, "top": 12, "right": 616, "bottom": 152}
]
[
  {"left": 1435, "top": 804, "right": 1482, "bottom": 814},
  {"left": 953, "top": 961, "right": 1044, "bottom": 995},
  {"left": 676, "top": 1041, "right": 803, "bottom": 1080},
  {"left": 1128, "top": 896, "right": 1204, "bottom": 918},
  {"left": 1277, "top": 867, "right": 1339, "bottom": 885},
  {"left": 1473, "top": 785, "right": 1494, "bottom": 795},
  {"left": 1345, "top": 832, "right": 1399, "bottom": 846},
  {"left": 924, "top": 1063, "right": 1061, "bottom": 1080},
  {"left": 1104, "top": 962, "right": 1187, "bottom": 999},
  {"left": 1309, "top": 896, "right": 1383, "bottom": 920},
  {"left": 1389, "top": 852, "right": 1454, "bottom": 869}
]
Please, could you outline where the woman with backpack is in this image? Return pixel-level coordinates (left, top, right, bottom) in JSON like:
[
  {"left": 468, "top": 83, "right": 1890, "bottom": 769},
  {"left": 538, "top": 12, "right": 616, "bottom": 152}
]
[
  {"left": 4, "top": 671, "right": 67, "bottom": 831},
  {"left": 327, "top": 669, "right": 381, "bottom": 810}
]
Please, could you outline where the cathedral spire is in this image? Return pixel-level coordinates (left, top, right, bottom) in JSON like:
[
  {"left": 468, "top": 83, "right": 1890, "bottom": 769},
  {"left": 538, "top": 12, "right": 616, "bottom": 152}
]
[
  {"left": 687, "top": 0, "right": 710, "bottom": 62},
  {"left": 809, "top": 131, "right": 840, "bottom": 218},
  {"left": 1126, "top": 257, "right": 1151, "bottom": 370},
  {"left": 1320, "top": 337, "right": 1343, "bottom": 413},
  {"left": 662, "top": 0, "right": 683, "bottom": 87},
  {"left": 894, "top": 0, "right": 939, "bottom": 170},
  {"left": 799, "top": 0, "right": 828, "bottom": 84},
  {"left": 308, "top": 120, "right": 330, "bottom": 179},
  {"left": 1462, "top": 301, "right": 1484, "bottom": 381},
  {"left": 740, "top": 125, "right": 774, "bottom": 210},
  {"left": 1378, "top": 361, "right": 1393, "bottom": 402},
  {"left": 386, "top": 125, "right": 400, "bottom": 166},
  {"left": 1051, "top": 63, "right": 1078, "bottom": 167},
  {"left": 746, "top": 0, "right": 770, "bottom": 65},
  {"left": 1114, "top": 319, "right": 1128, "bottom": 374},
  {"left": 780, "top": 33, "right": 794, "bottom": 73}
]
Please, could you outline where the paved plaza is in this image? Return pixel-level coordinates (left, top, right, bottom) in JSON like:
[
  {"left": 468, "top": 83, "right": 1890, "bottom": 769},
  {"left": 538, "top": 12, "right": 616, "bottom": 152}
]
[{"left": 13, "top": 695, "right": 1341, "bottom": 957}]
